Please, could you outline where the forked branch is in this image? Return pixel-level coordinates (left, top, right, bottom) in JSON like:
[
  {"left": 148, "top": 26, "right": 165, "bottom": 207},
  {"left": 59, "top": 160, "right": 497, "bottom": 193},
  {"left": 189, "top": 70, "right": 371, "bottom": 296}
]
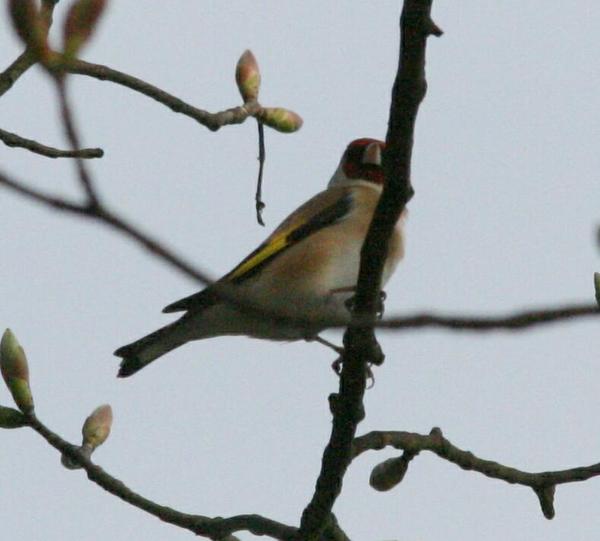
[{"left": 352, "top": 428, "right": 600, "bottom": 520}]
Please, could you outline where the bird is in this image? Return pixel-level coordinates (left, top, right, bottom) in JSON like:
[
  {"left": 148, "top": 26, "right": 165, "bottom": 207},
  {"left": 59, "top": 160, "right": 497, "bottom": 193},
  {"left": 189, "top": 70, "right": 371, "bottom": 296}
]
[{"left": 115, "top": 138, "right": 406, "bottom": 377}]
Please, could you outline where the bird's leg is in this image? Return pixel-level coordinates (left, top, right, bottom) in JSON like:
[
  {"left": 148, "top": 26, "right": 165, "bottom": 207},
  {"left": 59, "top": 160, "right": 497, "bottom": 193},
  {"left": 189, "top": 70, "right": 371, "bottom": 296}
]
[
  {"left": 307, "top": 334, "right": 344, "bottom": 355},
  {"left": 305, "top": 334, "right": 346, "bottom": 377}
]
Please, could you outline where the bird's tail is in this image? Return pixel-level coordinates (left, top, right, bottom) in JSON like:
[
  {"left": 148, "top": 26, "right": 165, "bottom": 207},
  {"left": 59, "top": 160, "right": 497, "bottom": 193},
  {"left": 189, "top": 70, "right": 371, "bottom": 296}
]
[{"left": 114, "top": 319, "right": 191, "bottom": 378}]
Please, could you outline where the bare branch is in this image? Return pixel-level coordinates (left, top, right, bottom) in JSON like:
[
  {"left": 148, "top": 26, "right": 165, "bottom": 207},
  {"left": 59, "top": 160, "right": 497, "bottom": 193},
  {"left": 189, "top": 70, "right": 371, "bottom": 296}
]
[
  {"left": 352, "top": 428, "right": 600, "bottom": 520},
  {"left": 0, "top": 170, "right": 86, "bottom": 213},
  {"left": 20, "top": 411, "right": 350, "bottom": 541},
  {"left": 2, "top": 164, "right": 596, "bottom": 340},
  {"left": 54, "top": 77, "right": 100, "bottom": 205},
  {"left": 0, "top": 127, "right": 103, "bottom": 159},
  {"left": 0, "top": 168, "right": 214, "bottom": 284},
  {"left": 0, "top": 50, "right": 37, "bottom": 97},
  {"left": 25, "top": 414, "right": 299, "bottom": 540},
  {"left": 255, "top": 120, "right": 266, "bottom": 225},
  {"left": 65, "top": 59, "right": 261, "bottom": 131},
  {"left": 378, "top": 304, "right": 599, "bottom": 331},
  {"left": 298, "top": 2, "right": 441, "bottom": 539},
  {"left": 0, "top": 0, "right": 59, "bottom": 97}
]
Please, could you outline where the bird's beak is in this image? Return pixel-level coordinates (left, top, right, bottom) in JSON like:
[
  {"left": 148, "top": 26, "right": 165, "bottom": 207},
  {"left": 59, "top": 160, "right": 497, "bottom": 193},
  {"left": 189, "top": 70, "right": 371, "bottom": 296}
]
[{"left": 362, "top": 142, "right": 382, "bottom": 166}]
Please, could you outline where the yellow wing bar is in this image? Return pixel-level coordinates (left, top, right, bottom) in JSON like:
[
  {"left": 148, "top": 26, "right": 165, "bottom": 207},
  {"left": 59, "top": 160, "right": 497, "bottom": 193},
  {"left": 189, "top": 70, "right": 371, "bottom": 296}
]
[{"left": 228, "top": 233, "right": 289, "bottom": 280}]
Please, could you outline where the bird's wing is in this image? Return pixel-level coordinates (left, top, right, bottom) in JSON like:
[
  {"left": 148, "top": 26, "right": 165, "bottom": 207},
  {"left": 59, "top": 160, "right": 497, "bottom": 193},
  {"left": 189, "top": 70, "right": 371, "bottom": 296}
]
[{"left": 162, "top": 186, "right": 354, "bottom": 314}]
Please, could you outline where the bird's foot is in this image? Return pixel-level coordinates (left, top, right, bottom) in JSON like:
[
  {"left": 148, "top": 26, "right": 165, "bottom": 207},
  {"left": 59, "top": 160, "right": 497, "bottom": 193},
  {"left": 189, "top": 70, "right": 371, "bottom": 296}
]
[
  {"left": 343, "top": 290, "right": 387, "bottom": 320},
  {"left": 331, "top": 357, "right": 376, "bottom": 388}
]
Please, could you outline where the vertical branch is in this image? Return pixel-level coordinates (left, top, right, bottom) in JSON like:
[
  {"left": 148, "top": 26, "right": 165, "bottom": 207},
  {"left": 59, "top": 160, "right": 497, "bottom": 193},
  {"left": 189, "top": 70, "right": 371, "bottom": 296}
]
[
  {"left": 355, "top": 1, "right": 442, "bottom": 316},
  {"left": 255, "top": 120, "right": 266, "bottom": 225},
  {"left": 297, "top": 2, "right": 441, "bottom": 540},
  {"left": 54, "top": 78, "right": 100, "bottom": 207}
]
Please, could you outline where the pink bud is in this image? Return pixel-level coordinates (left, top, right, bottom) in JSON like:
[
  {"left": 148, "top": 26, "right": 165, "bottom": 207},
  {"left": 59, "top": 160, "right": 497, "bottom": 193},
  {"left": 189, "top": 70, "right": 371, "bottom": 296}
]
[
  {"left": 8, "top": 0, "right": 48, "bottom": 59},
  {"left": 63, "top": 0, "right": 107, "bottom": 59},
  {"left": 235, "top": 50, "right": 261, "bottom": 102}
]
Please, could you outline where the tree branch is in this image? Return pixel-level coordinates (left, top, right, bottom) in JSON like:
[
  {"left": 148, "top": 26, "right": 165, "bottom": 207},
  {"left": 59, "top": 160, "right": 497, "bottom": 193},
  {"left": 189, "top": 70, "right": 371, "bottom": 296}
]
[
  {"left": 297, "top": 2, "right": 441, "bottom": 539},
  {"left": 54, "top": 77, "right": 101, "bottom": 205},
  {"left": 0, "top": 168, "right": 214, "bottom": 284},
  {"left": 2, "top": 165, "right": 596, "bottom": 339},
  {"left": 0, "top": 50, "right": 37, "bottom": 97},
  {"left": 22, "top": 413, "right": 350, "bottom": 541},
  {"left": 378, "top": 303, "right": 599, "bottom": 331},
  {"left": 25, "top": 413, "right": 299, "bottom": 540},
  {"left": 65, "top": 59, "right": 261, "bottom": 131},
  {"left": 0, "top": 0, "right": 60, "bottom": 97},
  {"left": 0, "top": 127, "right": 103, "bottom": 159},
  {"left": 352, "top": 427, "right": 600, "bottom": 519}
]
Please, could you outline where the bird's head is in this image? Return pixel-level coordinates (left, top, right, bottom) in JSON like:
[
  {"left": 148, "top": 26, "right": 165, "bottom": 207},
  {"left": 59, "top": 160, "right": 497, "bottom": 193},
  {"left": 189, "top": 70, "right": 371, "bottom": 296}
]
[{"left": 328, "top": 138, "right": 386, "bottom": 187}]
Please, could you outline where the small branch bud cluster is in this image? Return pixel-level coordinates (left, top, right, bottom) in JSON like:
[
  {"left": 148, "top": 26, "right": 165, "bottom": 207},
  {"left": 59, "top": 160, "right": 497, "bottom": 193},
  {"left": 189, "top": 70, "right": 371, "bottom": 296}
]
[
  {"left": 235, "top": 50, "right": 303, "bottom": 133},
  {"left": 9, "top": 0, "right": 107, "bottom": 74}
]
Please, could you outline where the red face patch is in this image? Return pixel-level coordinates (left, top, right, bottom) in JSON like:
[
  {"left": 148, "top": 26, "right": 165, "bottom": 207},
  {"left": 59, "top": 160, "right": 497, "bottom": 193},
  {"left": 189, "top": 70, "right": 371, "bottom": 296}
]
[{"left": 342, "top": 138, "right": 386, "bottom": 184}]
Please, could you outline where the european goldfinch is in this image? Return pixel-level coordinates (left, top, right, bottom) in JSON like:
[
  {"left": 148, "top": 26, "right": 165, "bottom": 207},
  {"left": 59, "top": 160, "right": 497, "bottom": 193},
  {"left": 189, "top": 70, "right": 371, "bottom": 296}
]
[{"left": 115, "top": 138, "right": 405, "bottom": 377}]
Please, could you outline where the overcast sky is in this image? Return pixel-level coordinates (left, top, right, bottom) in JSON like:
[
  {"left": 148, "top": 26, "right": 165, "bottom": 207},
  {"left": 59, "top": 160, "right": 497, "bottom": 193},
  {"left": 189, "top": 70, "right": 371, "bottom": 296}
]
[{"left": 1, "top": 2, "right": 599, "bottom": 540}]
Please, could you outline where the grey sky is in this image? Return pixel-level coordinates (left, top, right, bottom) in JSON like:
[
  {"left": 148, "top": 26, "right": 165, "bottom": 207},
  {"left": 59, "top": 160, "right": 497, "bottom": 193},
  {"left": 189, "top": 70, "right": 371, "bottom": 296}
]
[{"left": 1, "top": 2, "right": 599, "bottom": 540}]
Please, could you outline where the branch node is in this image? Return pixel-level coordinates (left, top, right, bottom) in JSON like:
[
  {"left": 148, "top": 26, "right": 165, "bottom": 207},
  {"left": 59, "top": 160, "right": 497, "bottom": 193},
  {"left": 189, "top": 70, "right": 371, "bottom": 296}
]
[
  {"left": 429, "top": 426, "right": 443, "bottom": 439},
  {"left": 425, "top": 19, "right": 443, "bottom": 37},
  {"left": 534, "top": 484, "right": 556, "bottom": 520}
]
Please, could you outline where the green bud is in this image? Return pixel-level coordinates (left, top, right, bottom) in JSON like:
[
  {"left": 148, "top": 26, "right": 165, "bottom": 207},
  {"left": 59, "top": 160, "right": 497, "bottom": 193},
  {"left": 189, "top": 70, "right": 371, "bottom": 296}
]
[
  {"left": 63, "top": 0, "right": 107, "bottom": 60},
  {"left": 257, "top": 107, "right": 303, "bottom": 133},
  {"left": 369, "top": 456, "right": 410, "bottom": 492},
  {"left": 82, "top": 404, "right": 112, "bottom": 450},
  {"left": 0, "top": 329, "right": 34, "bottom": 414},
  {"left": 0, "top": 405, "right": 27, "bottom": 429},
  {"left": 235, "top": 49, "right": 261, "bottom": 102}
]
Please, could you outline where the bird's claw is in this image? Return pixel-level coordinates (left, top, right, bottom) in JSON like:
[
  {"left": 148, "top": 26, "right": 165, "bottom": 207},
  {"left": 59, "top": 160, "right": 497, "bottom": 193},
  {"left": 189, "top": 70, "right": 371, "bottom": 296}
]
[{"left": 331, "top": 357, "right": 377, "bottom": 388}]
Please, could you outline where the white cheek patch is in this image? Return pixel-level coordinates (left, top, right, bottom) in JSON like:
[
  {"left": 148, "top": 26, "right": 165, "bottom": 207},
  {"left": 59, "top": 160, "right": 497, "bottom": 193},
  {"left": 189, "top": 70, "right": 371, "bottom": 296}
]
[{"left": 362, "top": 142, "right": 382, "bottom": 166}]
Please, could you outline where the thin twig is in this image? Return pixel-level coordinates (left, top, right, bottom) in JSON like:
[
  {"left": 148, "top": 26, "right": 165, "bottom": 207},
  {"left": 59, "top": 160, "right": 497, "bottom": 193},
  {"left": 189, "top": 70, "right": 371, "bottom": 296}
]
[
  {"left": 0, "top": 171, "right": 87, "bottom": 213},
  {"left": 0, "top": 127, "right": 103, "bottom": 159},
  {"left": 0, "top": 0, "right": 59, "bottom": 97},
  {"left": 1, "top": 167, "right": 597, "bottom": 338},
  {"left": 65, "top": 59, "right": 261, "bottom": 131},
  {"left": 352, "top": 428, "right": 600, "bottom": 519},
  {"left": 378, "top": 304, "right": 599, "bottom": 331},
  {"left": 255, "top": 120, "right": 266, "bottom": 225},
  {"left": 54, "top": 77, "right": 100, "bottom": 206},
  {"left": 0, "top": 50, "right": 37, "bottom": 97},
  {"left": 0, "top": 169, "right": 214, "bottom": 284},
  {"left": 297, "top": 2, "right": 441, "bottom": 539},
  {"left": 25, "top": 414, "right": 299, "bottom": 540}
]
